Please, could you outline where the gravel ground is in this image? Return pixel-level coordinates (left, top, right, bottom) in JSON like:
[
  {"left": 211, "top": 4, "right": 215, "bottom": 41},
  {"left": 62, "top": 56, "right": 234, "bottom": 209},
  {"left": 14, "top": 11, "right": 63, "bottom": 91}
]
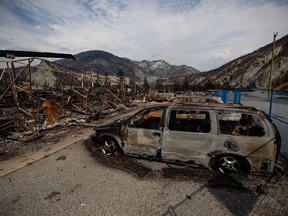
[{"left": 1, "top": 135, "right": 288, "bottom": 216}]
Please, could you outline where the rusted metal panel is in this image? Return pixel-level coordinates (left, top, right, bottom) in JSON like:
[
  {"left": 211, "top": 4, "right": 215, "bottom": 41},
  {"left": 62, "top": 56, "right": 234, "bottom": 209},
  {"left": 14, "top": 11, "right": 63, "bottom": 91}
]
[{"left": 42, "top": 100, "right": 59, "bottom": 125}]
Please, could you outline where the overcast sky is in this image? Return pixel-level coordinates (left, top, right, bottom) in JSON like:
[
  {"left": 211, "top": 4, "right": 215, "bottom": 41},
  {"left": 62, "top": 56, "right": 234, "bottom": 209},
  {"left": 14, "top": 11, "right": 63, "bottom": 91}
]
[{"left": 0, "top": 0, "right": 288, "bottom": 71}]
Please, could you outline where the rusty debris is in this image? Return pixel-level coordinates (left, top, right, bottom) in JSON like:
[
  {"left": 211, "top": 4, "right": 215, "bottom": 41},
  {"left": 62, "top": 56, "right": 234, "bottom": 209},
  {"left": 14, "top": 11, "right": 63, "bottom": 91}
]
[{"left": 42, "top": 100, "right": 59, "bottom": 125}]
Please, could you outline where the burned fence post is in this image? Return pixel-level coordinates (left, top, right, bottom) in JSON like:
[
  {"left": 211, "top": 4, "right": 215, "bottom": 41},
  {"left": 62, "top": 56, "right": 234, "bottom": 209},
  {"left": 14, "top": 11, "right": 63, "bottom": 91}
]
[{"left": 28, "top": 58, "right": 38, "bottom": 132}]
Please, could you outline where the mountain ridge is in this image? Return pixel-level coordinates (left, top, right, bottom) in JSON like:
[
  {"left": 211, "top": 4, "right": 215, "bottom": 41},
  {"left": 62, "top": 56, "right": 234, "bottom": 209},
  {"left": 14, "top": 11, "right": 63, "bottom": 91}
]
[
  {"left": 56, "top": 34, "right": 288, "bottom": 89},
  {"left": 166, "top": 34, "right": 288, "bottom": 90},
  {"left": 55, "top": 50, "right": 200, "bottom": 83}
]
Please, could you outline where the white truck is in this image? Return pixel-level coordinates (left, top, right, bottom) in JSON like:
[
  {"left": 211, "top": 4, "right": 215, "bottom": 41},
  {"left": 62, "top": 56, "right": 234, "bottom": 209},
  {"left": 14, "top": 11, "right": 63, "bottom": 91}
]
[{"left": 149, "top": 89, "right": 174, "bottom": 102}]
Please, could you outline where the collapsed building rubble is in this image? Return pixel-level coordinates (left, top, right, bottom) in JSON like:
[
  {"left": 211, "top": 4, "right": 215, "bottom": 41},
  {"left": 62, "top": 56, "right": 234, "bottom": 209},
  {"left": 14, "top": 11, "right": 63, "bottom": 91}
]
[{"left": 0, "top": 50, "right": 135, "bottom": 160}]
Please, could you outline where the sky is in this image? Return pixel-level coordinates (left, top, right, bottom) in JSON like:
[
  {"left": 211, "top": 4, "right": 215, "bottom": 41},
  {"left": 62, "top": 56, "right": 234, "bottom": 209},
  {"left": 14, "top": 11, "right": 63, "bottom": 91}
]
[{"left": 0, "top": 0, "right": 288, "bottom": 71}]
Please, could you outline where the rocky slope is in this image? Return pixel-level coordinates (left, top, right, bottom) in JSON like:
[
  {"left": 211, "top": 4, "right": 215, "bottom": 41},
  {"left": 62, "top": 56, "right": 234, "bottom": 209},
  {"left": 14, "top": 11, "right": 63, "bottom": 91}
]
[
  {"left": 55, "top": 50, "right": 199, "bottom": 83},
  {"left": 168, "top": 34, "right": 288, "bottom": 90}
]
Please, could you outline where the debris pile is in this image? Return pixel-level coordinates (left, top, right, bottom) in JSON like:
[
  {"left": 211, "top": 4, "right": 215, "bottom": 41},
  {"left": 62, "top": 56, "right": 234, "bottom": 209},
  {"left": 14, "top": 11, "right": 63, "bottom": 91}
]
[{"left": 0, "top": 55, "right": 136, "bottom": 159}]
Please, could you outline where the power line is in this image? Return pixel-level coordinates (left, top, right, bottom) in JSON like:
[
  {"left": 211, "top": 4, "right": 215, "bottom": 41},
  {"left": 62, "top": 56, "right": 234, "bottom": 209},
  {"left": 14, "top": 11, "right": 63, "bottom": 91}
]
[
  {"left": 199, "top": 33, "right": 272, "bottom": 50},
  {"left": 173, "top": 32, "right": 288, "bottom": 56}
]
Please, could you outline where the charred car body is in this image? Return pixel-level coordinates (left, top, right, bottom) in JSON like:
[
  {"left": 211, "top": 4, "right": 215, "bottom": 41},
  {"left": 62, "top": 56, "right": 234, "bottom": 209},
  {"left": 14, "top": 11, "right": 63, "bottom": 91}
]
[
  {"left": 93, "top": 104, "right": 281, "bottom": 175},
  {"left": 169, "top": 95, "right": 224, "bottom": 104}
]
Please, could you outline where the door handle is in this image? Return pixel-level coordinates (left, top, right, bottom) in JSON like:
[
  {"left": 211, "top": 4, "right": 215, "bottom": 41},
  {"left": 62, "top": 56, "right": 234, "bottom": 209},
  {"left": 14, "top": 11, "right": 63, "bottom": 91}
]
[{"left": 152, "top": 132, "right": 161, "bottom": 137}]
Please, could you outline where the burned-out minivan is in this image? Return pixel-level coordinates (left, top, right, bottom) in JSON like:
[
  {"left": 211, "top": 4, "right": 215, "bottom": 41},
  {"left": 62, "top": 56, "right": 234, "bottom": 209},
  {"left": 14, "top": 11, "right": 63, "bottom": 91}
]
[{"left": 93, "top": 104, "right": 281, "bottom": 175}]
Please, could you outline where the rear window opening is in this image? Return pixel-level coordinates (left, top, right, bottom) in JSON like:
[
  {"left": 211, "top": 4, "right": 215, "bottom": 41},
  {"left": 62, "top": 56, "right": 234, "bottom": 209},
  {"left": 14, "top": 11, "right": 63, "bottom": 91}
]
[{"left": 218, "top": 112, "right": 266, "bottom": 136}]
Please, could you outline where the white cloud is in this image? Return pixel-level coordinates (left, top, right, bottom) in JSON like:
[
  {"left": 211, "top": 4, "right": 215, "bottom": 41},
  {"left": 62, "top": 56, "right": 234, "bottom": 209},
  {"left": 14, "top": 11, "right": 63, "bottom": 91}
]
[
  {"left": 0, "top": 0, "right": 287, "bottom": 71},
  {"left": 214, "top": 49, "right": 232, "bottom": 63}
]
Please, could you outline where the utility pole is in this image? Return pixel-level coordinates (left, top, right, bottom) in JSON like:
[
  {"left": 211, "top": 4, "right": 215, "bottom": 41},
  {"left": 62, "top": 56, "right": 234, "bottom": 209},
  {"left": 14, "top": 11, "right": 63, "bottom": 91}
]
[
  {"left": 81, "top": 72, "right": 84, "bottom": 88},
  {"left": 268, "top": 32, "right": 278, "bottom": 99},
  {"left": 133, "top": 60, "right": 136, "bottom": 97}
]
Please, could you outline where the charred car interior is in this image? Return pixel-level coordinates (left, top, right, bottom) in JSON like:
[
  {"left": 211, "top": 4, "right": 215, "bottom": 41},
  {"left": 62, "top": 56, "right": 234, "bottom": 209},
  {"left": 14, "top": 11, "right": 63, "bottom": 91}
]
[{"left": 93, "top": 104, "right": 281, "bottom": 175}]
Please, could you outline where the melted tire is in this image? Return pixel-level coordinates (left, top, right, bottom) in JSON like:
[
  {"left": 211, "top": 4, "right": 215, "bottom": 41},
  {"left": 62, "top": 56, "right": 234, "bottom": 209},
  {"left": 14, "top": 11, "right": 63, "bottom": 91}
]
[{"left": 89, "top": 138, "right": 152, "bottom": 178}]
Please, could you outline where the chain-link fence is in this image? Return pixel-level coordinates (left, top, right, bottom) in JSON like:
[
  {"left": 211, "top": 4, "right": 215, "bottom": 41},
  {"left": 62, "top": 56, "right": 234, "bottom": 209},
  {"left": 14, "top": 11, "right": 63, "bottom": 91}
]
[{"left": 215, "top": 89, "right": 288, "bottom": 160}]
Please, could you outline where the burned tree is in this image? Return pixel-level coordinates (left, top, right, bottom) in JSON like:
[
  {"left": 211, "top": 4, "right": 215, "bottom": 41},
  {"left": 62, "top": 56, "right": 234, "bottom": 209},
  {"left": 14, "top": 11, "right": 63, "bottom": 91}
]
[
  {"left": 142, "top": 77, "right": 150, "bottom": 94},
  {"left": 155, "top": 78, "right": 163, "bottom": 89},
  {"left": 117, "top": 69, "right": 126, "bottom": 99}
]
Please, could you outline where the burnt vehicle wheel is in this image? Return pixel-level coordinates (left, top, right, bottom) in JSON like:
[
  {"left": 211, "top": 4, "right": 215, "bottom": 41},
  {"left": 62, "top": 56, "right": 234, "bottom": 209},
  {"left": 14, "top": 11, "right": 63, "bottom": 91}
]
[
  {"left": 101, "top": 138, "right": 118, "bottom": 155},
  {"left": 217, "top": 156, "right": 241, "bottom": 175}
]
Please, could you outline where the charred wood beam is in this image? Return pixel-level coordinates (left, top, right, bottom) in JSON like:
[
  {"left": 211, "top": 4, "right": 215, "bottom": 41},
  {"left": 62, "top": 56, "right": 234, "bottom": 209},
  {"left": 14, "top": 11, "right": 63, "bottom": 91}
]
[
  {"left": 102, "top": 88, "right": 129, "bottom": 108},
  {"left": 71, "top": 108, "right": 86, "bottom": 115},
  {"left": 0, "top": 50, "right": 75, "bottom": 60},
  {"left": 9, "top": 59, "right": 19, "bottom": 107},
  {"left": 73, "top": 90, "right": 87, "bottom": 99},
  {"left": 0, "top": 119, "right": 15, "bottom": 130},
  {"left": 0, "top": 124, "right": 14, "bottom": 134},
  {"left": 0, "top": 63, "right": 7, "bottom": 81},
  {"left": 28, "top": 58, "right": 37, "bottom": 132},
  {"left": 18, "top": 107, "right": 34, "bottom": 117},
  {"left": 86, "top": 110, "right": 102, "bottom": 122},
  {"left": 100, "top": 107, "right": 124, "bottom": 116},
  {"left": 0, "top": 61, "right": 31, "bottom": 101},
  {"left": 86, "top": 106, "right": 93, "bottom": 113},
  {"left": 14, "top": 85, "right": 29, "bottom": 93},
  {"left": 86, "top": 105, "right": 117, "bottom": 122},
  {"left": 20, "top": 133, "right": 45, "bottom": 143},
  {"left": 71, "top": 104, "right": 87, "bottom": 113},
  {"left": 99, "top": 97, "right": 111, "bottom": 107}
]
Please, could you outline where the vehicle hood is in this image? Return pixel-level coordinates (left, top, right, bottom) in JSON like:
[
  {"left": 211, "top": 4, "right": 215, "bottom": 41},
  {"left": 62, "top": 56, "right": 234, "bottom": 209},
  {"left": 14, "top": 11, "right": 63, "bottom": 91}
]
[
  {"left": 93, "top": 117, "right": 129, "bottom": 131},
  {"left": 94, "top": 122, "right": 122, "bottom": 130}
]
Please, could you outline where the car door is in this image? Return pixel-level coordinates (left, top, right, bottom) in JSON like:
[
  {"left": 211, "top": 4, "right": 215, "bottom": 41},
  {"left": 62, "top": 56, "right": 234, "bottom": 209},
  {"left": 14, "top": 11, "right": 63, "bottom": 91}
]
[
  {"left": 217, "top": 111, "right": 275, "bottom": 158},
  {"left": 161, "top": 108, "right": 216, "bottom": 163},
  {"left": 121, "top": 107, "right": 165, "bottom": 156}
]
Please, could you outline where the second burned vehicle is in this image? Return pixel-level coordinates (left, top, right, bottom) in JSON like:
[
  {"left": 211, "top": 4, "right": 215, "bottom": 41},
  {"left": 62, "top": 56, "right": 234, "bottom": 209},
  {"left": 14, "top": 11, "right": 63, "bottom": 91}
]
[{"left": 93, "top": 104, "right": 281, "bottom": 175}]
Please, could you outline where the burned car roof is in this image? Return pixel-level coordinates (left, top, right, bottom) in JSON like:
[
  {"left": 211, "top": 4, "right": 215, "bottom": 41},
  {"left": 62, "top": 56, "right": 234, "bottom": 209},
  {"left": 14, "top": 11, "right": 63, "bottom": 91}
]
[
  {"left": 169, "top": 95, "right": 224, "bottom": 104},
  {"left": 156, "top": 103, "right": 260, "bottom": 113}
]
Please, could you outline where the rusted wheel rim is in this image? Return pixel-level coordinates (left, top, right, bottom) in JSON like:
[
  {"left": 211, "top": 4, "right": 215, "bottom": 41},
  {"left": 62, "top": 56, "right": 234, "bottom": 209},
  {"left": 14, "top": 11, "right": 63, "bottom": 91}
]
[
  {"left": 101, "top": 140, "right": 117, "bottom": 155},
  {"left": 218, "top": 156, "right": 240, "bottom": 175}
]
